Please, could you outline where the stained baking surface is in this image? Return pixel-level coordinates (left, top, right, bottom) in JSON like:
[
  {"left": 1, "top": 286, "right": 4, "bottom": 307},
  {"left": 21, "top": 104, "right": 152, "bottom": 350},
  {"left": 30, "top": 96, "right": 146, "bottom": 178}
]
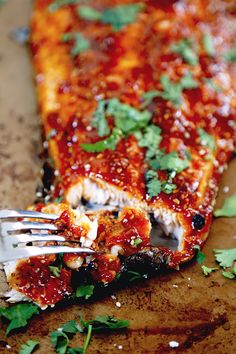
[{"left": 0, "top": 1, "right": 236, "bottom": 353}]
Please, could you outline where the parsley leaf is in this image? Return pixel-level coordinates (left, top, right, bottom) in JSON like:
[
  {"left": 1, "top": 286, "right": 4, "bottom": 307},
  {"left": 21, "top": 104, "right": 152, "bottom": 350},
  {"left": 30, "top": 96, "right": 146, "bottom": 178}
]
[
  {"left": 51, "top": 331, "right": 70, "bottom": 354},
  {"left": 202, "top": 32, "right": 215, "bottom": 57},
  {"left": 180, "top": 72, "right": 198, "bottom": 90},
  {"left": 81, "top": 315, "right": 129, "bottom": 332},
  {"left": 76, "top": 285, "right": 95, "bottom": 300},
  {"left": 198, "top": 128, "right": 216, "bottom": 152},
  {"left": 145, "top": 170, "right": 161, "bottom": 197},
  {"left": 171, "top": 39, "right": 199, "bottom": 65},
  {"left": 194, "top": 245, "right": 206, "bottom": 264},
  {"left": 201, "top": 265, "right": 218, "bottom": 276},
  {"left": 213, "top": 248, "right": 236, "bottom": 268},
  {"left": 0, "top": 304, "right": 39, "bottom": 336},
  {"left": 62, "top": 320, "right": 82, "bottom": 334},
  {"left": 49, "top": 0, "right": 80, "bottom": 12},
  {"left": 214, "top": 193, "right": 236, "bottom": 217},
  {"left": 224, "top": 48, "right": 236, "bottom": 62},
  {"left": 19, "top": 340, "right": 39, "bottom": 354},
  {"left": 61, "top": 32, "right": 90, "bottom": 56},
  {"left": 78, "top": 4, "right": 144, "bottom": 30},
  {"left": 80, "top": 128, "right": 122, "bottom": 152}
]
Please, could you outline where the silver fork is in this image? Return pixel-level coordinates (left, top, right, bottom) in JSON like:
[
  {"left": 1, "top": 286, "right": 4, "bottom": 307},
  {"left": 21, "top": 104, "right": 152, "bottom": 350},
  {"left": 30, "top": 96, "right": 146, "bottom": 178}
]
[{"left": 0, "top": 209, "right": 95, "bottom": 263}]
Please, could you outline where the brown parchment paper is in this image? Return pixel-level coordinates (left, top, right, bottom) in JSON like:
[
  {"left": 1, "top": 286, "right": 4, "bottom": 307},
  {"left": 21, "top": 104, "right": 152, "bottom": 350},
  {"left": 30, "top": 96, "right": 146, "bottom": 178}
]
[{"left": 0, "top": 1, "right": 235, "bottom": 353}]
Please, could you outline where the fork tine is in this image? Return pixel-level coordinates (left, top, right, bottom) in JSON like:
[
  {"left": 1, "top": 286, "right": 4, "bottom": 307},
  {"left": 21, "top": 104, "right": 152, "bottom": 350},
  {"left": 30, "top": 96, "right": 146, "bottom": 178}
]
[
  {"left": 1, "top": 221, "right": 59, "bottom": 235},
  {"left": 0, "top": 246, "right": 95, "bottom": 262},
  {"left": 8, "top": 234, "right": 66, "bottom": 244},
  {"left": 0, "top": 209, "right": 58, "bottom": 220}
]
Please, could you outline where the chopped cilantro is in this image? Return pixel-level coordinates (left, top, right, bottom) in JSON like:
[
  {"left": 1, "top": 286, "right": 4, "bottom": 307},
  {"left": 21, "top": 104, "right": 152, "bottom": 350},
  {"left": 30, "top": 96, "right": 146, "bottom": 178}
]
[
  {"left": 159, "top": 151, "right": 189, "bottom": 173},
  {"left": 49, "top": 0, "right": 80, "bottom": 11},
  {"left": 0, "top": 303, "right": 39, "bottom": 336},
  {"left": 92, "top": 100, "right": 110, "bottom": 137},
  {"left": 224, "top": 48, "right": 236, "bottom": 62},
  {"left": 198, "top": 128, "right": 216, "bottom": 152},
  {"left": 214, "top": 193, "right": 236, "bottom": 217},
  {"left": 133, "top": 237, "right": 143, "bottom": 247},
  {"left": 80, "top": 315, "right": 129, "bottom": 332},
  {"left": 54, "top": 195, "right": 64, "bottom": 203},
  {"left": 80, "top": 128, "right": 122, "bottom": 152},
  {"left": 51, "top": 330, "right": 70, "bottom": 354},
  {"left": 201, "top": 265, "right": 218, "bottom": 276},
  {"left": 213, "top": 248, "right": 236, "bottom": 268},
  {"left": 61, "top": 32, "right": 90, "bottom": 56},
  {"left": 49, "top": 265, "right": 61, "bottom": 277},
  {"left": 202, "top": 32, "right": 215, "bottom": 57},
  {"left": 142, "top": 73, "right": 198, "bottom": 107},
  {"left": 76, "top": 284, "right": 95, "bottom": 299},
  {"left": 171, "top": 39, "right": 198, "bottom": 65},
  {"left": 222, "top": 270, "right": 235, "bottom": 279},
  {"left": 19, "top": 340, "right": 39, "bottom": 354},
  {"left": 78, "top": 3, "right": 144, "bottom": 30},
  {"left": 62, "top": 320, "right": 82, "bottom": 334},
  {"left": 145, "top": 170, "right": 161, "bottom": 197},
  {"left": 134, "top": 124, "right": 162, "bottom": 159},
  {"left": 203, "top": 78, "right": 222, "bottom": 93},
  {"left": 194, "top": 245, "right": 206, "bottom": 264}
]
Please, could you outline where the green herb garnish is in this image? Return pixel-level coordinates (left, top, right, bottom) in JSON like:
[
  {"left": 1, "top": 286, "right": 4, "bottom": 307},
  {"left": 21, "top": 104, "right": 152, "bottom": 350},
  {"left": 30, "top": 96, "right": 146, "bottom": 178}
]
[
  {"left": 80, "top": 127, "right": 122, "bottom": 152},
  {"left": 19, "top": 340, "right": 39, "bottom": 354},
  {"left": 80, "top": 315, "right": 129, "bottom": 332},
  {"left": 194, "top": 245, "right": 206, "bottom": 264},
  {"left": 142, "top": 73, "right": 198, "bottom": 107},
  {"left": 77, "top": 3, "right": 144, "bottom": 30},
  {"left": 132, "top": 237, "right": 143, "bottom": 247},
  {"left": 145, "top": 170, "right": 161, "bottom": 197},
  {"left": 213, "top": 248, "right": 236, "bottom": 268},
  {"left": 61, "top": 32, "right": 90, "bottom": 56},
  {"left": 0, "top": 304, "right": 39, "bottom": 336},
  {"left": 222, "top": 270, "right": 235, "bottom": 279},
  {"left": 171, "top": 39, "right": 198, "bottom": 65},
  {"left": 75, "top": 284, "right": 95, "bottom": 299},
  {"left": 49, "top": 265, "right": 61, "bottom": 277},
  {"left": 198, "top": 127, "right": 216, "bottom": 152},
  {"left": 224, "top": 48, "right": 236, "bottom": 62},
  {"left": 49, "top": 0, "right": 80, "bottom": 12},
  {"left": 214, "top": 193, "right": 236, "bottom": 217},
  {"left": 201, "top": 265, "right": 218, "bottom": 276},
  {"left": 202, "top": 32, "right": 215, "bottom": 57}
]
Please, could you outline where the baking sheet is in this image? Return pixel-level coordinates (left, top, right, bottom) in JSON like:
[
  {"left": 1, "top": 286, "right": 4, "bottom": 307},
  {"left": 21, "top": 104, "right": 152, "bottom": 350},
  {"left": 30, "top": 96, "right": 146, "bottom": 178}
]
[{"left": 0, "top": 1, "right": 235, "bottom": 353}]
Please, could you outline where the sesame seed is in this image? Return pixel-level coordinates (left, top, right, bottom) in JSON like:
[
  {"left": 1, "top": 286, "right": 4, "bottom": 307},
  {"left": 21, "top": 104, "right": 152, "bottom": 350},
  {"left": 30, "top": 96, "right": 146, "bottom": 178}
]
[
  {"left": 169, "top": 341, "right": 179, "bottom": 348},
  {"left": 223, "top": 186, "right": 229, "bottom": 193},
  {"left": 118, "top": 345, "right": 123, "bottom": 350},
  {"left": 116, "top": 301, "right": 121, "bottom": 308}
]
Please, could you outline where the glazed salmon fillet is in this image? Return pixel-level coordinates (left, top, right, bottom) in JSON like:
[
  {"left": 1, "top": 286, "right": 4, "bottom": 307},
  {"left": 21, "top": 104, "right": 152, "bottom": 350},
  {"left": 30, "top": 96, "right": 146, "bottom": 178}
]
[{"left": 4, "top": 0, "right": 236, "bottom": 307}]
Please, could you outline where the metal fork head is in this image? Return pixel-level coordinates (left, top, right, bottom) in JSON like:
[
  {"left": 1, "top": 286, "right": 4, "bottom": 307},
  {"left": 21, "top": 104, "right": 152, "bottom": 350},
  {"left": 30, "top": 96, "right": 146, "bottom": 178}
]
[{"left": 0, "top": 209, "right": 96, "bottom": 262}]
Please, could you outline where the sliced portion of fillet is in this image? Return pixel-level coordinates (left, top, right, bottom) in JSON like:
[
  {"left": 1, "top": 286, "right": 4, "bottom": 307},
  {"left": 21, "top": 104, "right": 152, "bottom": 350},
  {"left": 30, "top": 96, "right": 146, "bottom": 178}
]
[{"left": 30, "top": 1, "right": 236, "bottom": 265}]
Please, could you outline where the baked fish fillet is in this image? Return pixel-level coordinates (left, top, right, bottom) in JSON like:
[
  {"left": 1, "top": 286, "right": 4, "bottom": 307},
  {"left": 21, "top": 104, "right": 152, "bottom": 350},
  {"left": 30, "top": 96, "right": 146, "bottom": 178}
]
[{"left": 3, "top": 0, "right": 236, "bottom": 308}]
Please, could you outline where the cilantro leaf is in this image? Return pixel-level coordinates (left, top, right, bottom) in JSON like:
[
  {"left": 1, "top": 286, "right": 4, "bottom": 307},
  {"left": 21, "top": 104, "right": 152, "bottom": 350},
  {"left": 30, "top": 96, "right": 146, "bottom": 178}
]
[
  {"left": 194, "top": 245, "right": 206, "bottom": 264},
  {"left": 76, "top": 285, "right": 95, "bottom": 300},
  {"left": 19, "top": 340, "right": 39, "bottom": 354},
  {"left": 224, "top": 48, "right": 236, "bottom": 62},
  {"left": 180, "top": 72, "right": 198, "bottom": 90},
  {"left": 132, "top": 237, "right": 143, "bottom": 247},
  {"left": 202, "top": 32, "right": 215, "bottom": 57},
  {"left": 134, "top": 124, "right": 162, "bottom": 159},
  {"left": 0, "top": 303, "right": 39, "bottom": 336},
  {"left": 49, "top": 0, "right": 80, "bottom": 12},
  {"left": 106, "top": 98, "right": 152, "bottom": 134},
  {"left": 49, "top": 265, "right": 61, "bottom": 277},
  {"left": 198, "top": 128, "right": 216, "bottom": 152},
  {"left": 145, "top": 170, "right": 161, "bottom": 197},
  {"left": 92, "top": 100, "right": 110, "bottom": 137},
  {"left": 81, "top": 315, "right": 129, "bottom": 332},
  {"left": 78, "top": 4, "right": 144, "bottom": 30},
  {"left": 222, "top": 271, "right": 235, "bottom": 279},
  {"left": 213, "top": 248, "right": 236, "bottom": 268},
  {"left": 201, "top": 265, "right": 218, "bottom": 276},
  {"left": 62, "top": 320, "right": 82, "bottom": 334},
  {"left": 159, "top": 151, "right": 189, "bottom": 173},
  {"left": 51, "top": 331, "right": 70, "bottom": 354},
  {"left": 80, "top": 128, "right": 122, "bottom": 152},
  {"left": 171, "top": 39, "right": 199, "bottom": 65},
  {"left": 214, "top": 193, "right": 236, "bottom": 217},
  {"left": 61, "top": 32, "right": 90, "bottom": 56}
]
